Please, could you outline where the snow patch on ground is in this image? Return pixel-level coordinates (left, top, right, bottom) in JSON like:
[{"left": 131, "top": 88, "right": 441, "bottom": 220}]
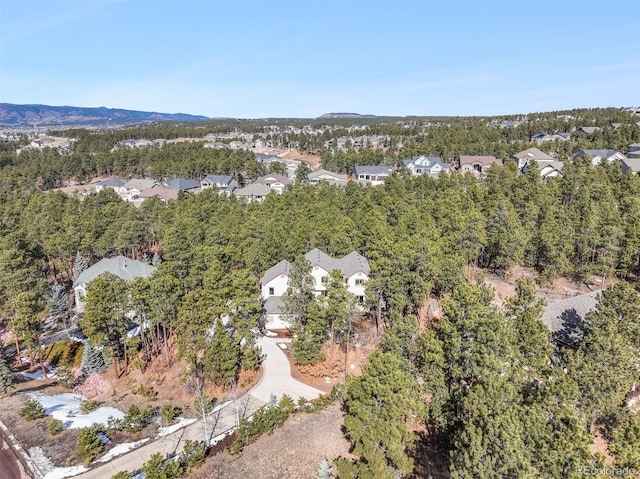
[
  {"left": 211, "top": 400, "right": 232, "bottom": 414},
  {"left": 44, "top": 465, "right": 88, "bottom": 479},
  {"left": 21, "top": 365, "right": 56, "bottom": 380},
  {"left": 29, "top": 446, "right": 55, "bottom": 476},
  {"left": 277, "top": 343, "right": 288, "bottom": 350},
  {"left": 96, "top": 438, "right": 149, "bottom": 463},
  {"left": 27, "top": 392, "right": 125, "bottom": 429},
  {"left": 158, "top": 417, "right": 197, "bottom": 437},
  {"left": 210, "top": 429, "right": 235, "bottom": 446}
]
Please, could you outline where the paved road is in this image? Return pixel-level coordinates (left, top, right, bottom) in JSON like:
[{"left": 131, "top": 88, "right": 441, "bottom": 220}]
[
  {"left": 0, "top": 435, "right": 30, "bottom": 479},
  {"left": 77, "top": 337, "right": 323, "bottom": 478}
]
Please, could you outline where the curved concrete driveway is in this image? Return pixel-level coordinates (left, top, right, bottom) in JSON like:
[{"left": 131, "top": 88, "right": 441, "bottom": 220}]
[
  {"left": 76, "top": 336, "right": 323, "bottom": 478},
  {"left": 249, "top": 337, "right": 324, "bottom": 403}
]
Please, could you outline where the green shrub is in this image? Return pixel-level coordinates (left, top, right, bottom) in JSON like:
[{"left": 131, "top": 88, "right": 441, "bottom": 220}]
[
  {"left": 76, "top": 425, "right": 105, "bottom": 465},
  {"left": 80, "top": 399, "right": 100, "bottom": 414},
  {"left": 110, "top": 472, "right": 131, "bottom": 479},
  {"left": 20, "top": 399, "right": 46, "bottom": 420},
  {"left": 141, "top": 452, "right": 183, "bottom": 479},
  {"left": 47, "top": 418, "right": 64, "bottom": 436},
  {"left": 133, "top": 384, "right": 157, "bottom": 401},
  {"left": 159, "top": 404, "right": 181, "bottom": 426},
  {"left": 230, "top": 394, "right": 295, "bottom": 454},
  {"left": 123, "top": 404, "right": 155, "bottom": 435},
  {"left": 180, "top": 440, "right": 207, "bottom": 471}
]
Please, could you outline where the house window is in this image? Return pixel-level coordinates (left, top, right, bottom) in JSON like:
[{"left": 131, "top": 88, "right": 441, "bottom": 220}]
[
  {"left": 314, "top": 266, "right": 319, "bottom": 271},
  {"left": 416, "top": 169, "right": 422, "bottom": 174},
  {"left": 321, "top": 276, "right": 328, "bottom": 284},
  {"left": 269, "top": 287, "right": 274, "bottom": 296},
  {"left": 355, "top": 279, "right": 364, "bottom": 286},
  {"left": 357, "top": 295, "right": 365, "bottom": 304}
]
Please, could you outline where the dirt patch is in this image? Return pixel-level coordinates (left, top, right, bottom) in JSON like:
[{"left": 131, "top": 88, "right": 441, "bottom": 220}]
[
  {"left": 280, "top": 320, "right": 381, "bottom": 392},
  {"left": 480, "top": 266, "right": 608, "bottom": 305},
  {"left": 189, "top": 402, "right": 351, "bottom": 479}
]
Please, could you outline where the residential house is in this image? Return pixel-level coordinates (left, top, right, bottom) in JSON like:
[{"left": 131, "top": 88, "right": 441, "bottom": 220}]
[
  {"left": 73, "top": 256, "right": 156, "bottom": 312},
  {"left": 233, "top": 183, "right": 272, "bottom": 203},
  {"left": 254, "top": 173, "right": 291, "bottom": 194},
  {"left": 579, "top": 127, "right": 601, "bottom": 135},
  {"left": 260, "top": 248, "right": 370, "bottom": 329},
  {"left": 138, "top": 188, "right": 179, "bottom": 203},
  {"left": 122, "top": 179, "right": 160, "bottom": 201},
  {"left": 307, "top": 169, "right": 349, "bottom": 187},
  {"left": 200, "top": 174, "right": 237, "bottom": 194},
  {"left": 572, "top": 149, "right": 626, "bottom": 166},
  {"left": 458, "top": 155, "right": 502, "bottom": 176},
  {"left": 95, "top": 178, "right": 127, "bottom": 194},
  {"left": 354, "top": 165, "right": 392, "bottom": 186},
  {"left": 402, "top": 155, "right": 451, "bottom": 178},
  {"left": 511, "top": 148, "right": 555, "bottom": 170},
  {"left": 162, "top": 177, "right": 201, "bottom": 193},
  {"left": 532, "top": 133, "right": 571, "bottom": 145},
  {"left": 540, "top": 290, "right": 601, "bottom": 349},
  {"left": 621, "top": 158, "right": 640, "bottom": 175},
  {"left": 626, "top": 143, "right": 640, "bottom": 159}
]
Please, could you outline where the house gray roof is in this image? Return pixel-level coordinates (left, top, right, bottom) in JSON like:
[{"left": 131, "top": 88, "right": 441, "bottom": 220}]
[
  {"left": 261, "top": 260, "right": 291, "bottom": 285},
  {"left": 459, "top": 155, "right": 501, "bottom": 166},
  {"left": 260, "top": 249, "right": 370, "bottom": 285},
  {"left": 514, "top": 148, "right": 554, "bottom": 162},
  {"left": 572, "top": 149, "right": 617, "bottom": 160},
  {"left": 621, "top": 158, "right": 640, "bottom": 174},
  {"left": 304, "top": 248, "right": 370, "bottom": 277},
  {"left": 98, "top": 178, "right": 126, "bottom": 188},
  {"left": 203, "top": 174, "right": 234, "bottom": 185},
  {"left": 540, "top": 290, "right": 602, "bottom": 348},
  {"left": 354, "top": 165, "right": 392, "bottom": 176},
  {"left": 255, "top": 174, "right": 291, "bottom": 185},
  {"left": 234, "top": 183, "right": 272, "bottom": 197},
  {"left": 308, "top": 169, "right": 349, "bottom": 182},
  {"left": 264, "top": 296, "right": 285, "bottom": 315},
  {"left": 123, "top": 178, "right": 158, "bottom": 191},
  {"left": 404, "top": 155, "right": 444, "bottom": 166},
  {"left": 73, "top": 256, "right": 156, "bottom": 288},
  {"left": 163, "top": 177, "right": 200, "bottom": 191}
]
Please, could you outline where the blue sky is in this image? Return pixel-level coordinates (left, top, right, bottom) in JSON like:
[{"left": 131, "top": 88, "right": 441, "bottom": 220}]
[{"left": 1, "top": 0, "right": 638, "bottom": 118}]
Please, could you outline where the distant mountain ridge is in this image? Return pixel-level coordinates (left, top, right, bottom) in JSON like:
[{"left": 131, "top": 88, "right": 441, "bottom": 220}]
[
  {"left": 318, "top": 112, "right": 378, "bottom": 119},
  {"left": 0, "top": 103, "right": 209, "bottom": 127}
]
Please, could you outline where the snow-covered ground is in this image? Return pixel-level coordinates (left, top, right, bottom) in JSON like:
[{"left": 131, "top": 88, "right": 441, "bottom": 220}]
[
  {"left": 44, "top": 465, "right": 88, "bottom": 479},
  {"left": 158, "top": 417, "right": 197, "bottom": 437},
  {"left": 95, "top": 438, "right": 149, "bottom": 463},
  {"left": 21, "top": 368, "right": 57, "bottom": 380},
  {"left": 27, "top": 392, "right": 125, "bottom": 429}
]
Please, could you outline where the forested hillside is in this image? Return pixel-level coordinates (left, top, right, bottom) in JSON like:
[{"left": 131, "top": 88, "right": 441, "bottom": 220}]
[{"left": 0, "top": 109, "right": 639, "bottom": 477}]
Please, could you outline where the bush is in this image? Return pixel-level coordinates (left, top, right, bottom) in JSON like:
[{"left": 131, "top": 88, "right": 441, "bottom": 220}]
[
  {"left": 133, "top": 384, "right": 157, "bottom": 401},
  {"left": 180, "top": 440, "right": 207, "bottom": 471},
  {"left": 141, "top": 452, "right": 183, "bottom": 479},
  {"left": 80, "top": 399, "right": 100, "bottom": 414},
  {"left": 230, "top": 394, "right": 295, "bottom": 454},
  {"left": 20, "top": 399, "right": 46, "bottom": 420},
  {"left": 110, "top": 472, "right": 131, "bottom": 479},
  {"left": 76, "top": 426, "right": 105, "bottom": 465},
  {"left": 159, "top": 404, "right": 181, "bottom": 426},
  {"left": 123, "top": 404, "right": 155, "bottom": 435},
  {"left": 47, "top": 418, "right": 64, "bottom": 436}
]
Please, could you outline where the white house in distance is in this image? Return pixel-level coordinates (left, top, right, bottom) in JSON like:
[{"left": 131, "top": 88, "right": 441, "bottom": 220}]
[
  {"left": 260, "top": 248, "right": 370, "bottom": 329},
  {"left": 73, "top": 256, "right": 156, "bottom": 312},
  {"left": 402, "top": 155, "right": 451, "bottom": 178},
  {"left": 354, "top": 165, "right": 392, "bottom": 186},
  {"left": 571, "top": 149, "right": 627, "bottom": 166},
  {"left": 307, "top": 169, "right": 349, "bottom": 187}
]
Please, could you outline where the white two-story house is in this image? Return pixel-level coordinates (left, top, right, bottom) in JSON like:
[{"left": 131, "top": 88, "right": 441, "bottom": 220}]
[{"left": 260, "top": 248, "right": 370, "bottom": 329}]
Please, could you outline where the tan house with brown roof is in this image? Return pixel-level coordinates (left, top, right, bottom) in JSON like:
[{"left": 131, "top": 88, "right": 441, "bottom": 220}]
[{"left": 458, "top": 155, "right": 502, "bottom": 176}]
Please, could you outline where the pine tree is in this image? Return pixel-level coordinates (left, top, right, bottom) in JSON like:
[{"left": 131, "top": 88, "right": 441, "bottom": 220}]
[
  {"left": 81, "top": 345, "right": 106, "bottom": 376},
  {"left": 204, "top": 319, "right": 239, "bottom": 387},
  {"left": 47, "top": 282, "right": 70, "bottom": 325},
  {"left": 0, "top": 357, "right": 13, "bottom": 397},
  {"left": 337, "top": 350, "right": 421, "bottom": 479},
  {"left": 72, "top": 252, "right": 88, "bottom": 282},
  {"left": 151, "top": 251, "right": 162, "bottom": 267},
  {"left": 281, "top": 255, "right": 315, "bottom": 326}
]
